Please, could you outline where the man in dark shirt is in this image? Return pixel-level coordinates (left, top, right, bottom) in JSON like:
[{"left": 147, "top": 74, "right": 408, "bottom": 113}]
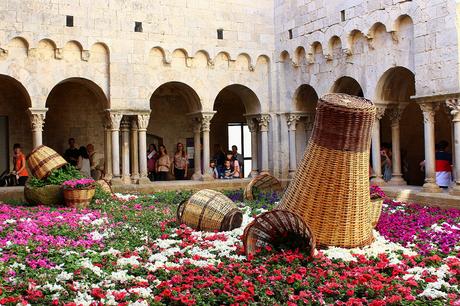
[
  {"left": 435, "top": 140, "right": 452, "bottom": 188},
  {"left": 64, "top": 138, "right": 79, "bottom": 167}
]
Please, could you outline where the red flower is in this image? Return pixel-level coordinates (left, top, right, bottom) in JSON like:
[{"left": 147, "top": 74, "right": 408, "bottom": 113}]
[
  {"left": 91, "top": 288, "right": 106, "bottom": 299},
  {"left": 266, "top": 289, "right": 274, "bottom": 296}
]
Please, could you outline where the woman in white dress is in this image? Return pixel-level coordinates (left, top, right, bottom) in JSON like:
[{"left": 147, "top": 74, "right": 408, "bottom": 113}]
[{"left": 77, "top": 146, "right": 91, "bottom": 178}]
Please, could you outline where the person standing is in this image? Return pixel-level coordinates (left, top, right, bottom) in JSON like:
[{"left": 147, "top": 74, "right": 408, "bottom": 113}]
[
  {"left": 173, "top": 142, "right": 188, "bottom": 180},
  {"left": 226, "top": 150, "right": 240, "bottom": 178},
  {"left": 381, "top": 143, "right": 392, "bottom": 182},
  {"left": 156, "top": 145, "right": 170, "bottom": 181},
  {"left": 147, "top": 144, "right": 158, "bottom": 181},
  {"left": 213, "top": 144, "right": 226, "bottom": 177},
  {"left": 231, "top": 145, "right": 244, "bottom": 177},
  {"left": 435, "top": 140, "right": 452, "bottom": 188},
  {"left": 77, "top": 146, "right": 91, "bottom": 178},
  {"left": 87, "top": 144, "right": 103, "bottom": 180},
  {"left": 12, "top": 144, "right": 28, "bottom": 186},
  {"left": 64, "top": 138, "right": 79, "bottom": 167}
]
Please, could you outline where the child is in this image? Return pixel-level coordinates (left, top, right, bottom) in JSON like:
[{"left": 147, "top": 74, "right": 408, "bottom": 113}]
[
  {"left": 208, "top": 160, "right": 219, "bottom": 179},
  {"left": 223, "top": 160, "right": 234, "bottom": 179}
]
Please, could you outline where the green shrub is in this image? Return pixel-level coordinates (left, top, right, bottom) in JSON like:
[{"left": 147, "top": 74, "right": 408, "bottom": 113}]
[{"left": 27, "top": 165, "right": 84, "bottom": 188}]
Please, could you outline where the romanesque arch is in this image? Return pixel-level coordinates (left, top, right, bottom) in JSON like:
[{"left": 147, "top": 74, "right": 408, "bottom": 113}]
[
  {"left": 0, "top": 74, "right": 32, "bottom": 173},
  {"left": 331, "top": 76, "right": 364, "bottom": 97},
  {"left": 211, "top": 84, "right": 262, "bottom": 178},
  {"left": 44, "top": 78, "right": 108, "bottom": 157}
]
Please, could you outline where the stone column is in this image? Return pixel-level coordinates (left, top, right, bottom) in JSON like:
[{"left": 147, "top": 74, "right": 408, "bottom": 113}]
[
  {"left": 258, "top": 114, "right": 271, "bottom": 174},
  {"left": 130, "top": 118, "right": 139, "bottom": 183},
  {"left": 191, "top": 118, "right": 202, "bottom": 180},
  {"left": 201, "top": 112, "right": 215, "bottom": 181},
  {"left": 137, "top": 113, "right": 151, "bottom": 184},
  {"left": 28, "top": 108, "right": 47, "bottom": 148},
  {"left": 104, "top": 122, "right": 113, "bottom": 180},
  {"left": 446, "top": 99, "right": 460, "bottom": 195},
  {"left": 120, "top": 118, "right": 131, "bottom": 184},
  {"left": 304, "top": 112, "right": 315, "bottom": 144},
  {"left": 109, "top": 112, "right": 123, "bottom": 184},
  {"left": 388, "top": 106, "right": 407, "bottom": 185},
  {"left": 287, "top": 113, "right": 301, "bottom": 178},
  {"left": 370, "top": 105, "right": 386, "bottom": 185},
  {"left": 246, "top": 118, "right": 259, "bottom": 177},
  {"left": 420, "top": 102, "right": 441, "bottom": 193}
]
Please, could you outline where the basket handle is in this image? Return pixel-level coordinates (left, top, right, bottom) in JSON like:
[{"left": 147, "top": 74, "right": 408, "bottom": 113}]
[{"left": 176, "top": 200, "right": 187, "bottom": 223}]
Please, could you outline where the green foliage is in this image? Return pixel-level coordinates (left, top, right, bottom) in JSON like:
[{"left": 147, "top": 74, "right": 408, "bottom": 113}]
[
  {"left": 27, "top": 165, "right": 84, "bottom": 188},
  {"left": 92, "top": 183, "right": 112, "bottom": 202}
]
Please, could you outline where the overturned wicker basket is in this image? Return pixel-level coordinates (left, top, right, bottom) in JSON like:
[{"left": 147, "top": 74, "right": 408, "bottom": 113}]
[
  {"left": 243, "top": 210, "right": 315, "bottom": 257},
  {"left": 370, "top": 198, "right": 384, "bottom": 228},
  {"left": 243, "top": 174, "right": 283, "bottom": 201},
  {"left": 277, "top": 93, "right": 376, "bottom": 248},
  {"left": 27, "top": 145, "right": 67, "bottom": 179},
  {"left": 177, "top": 189, "right": 243, "bottom": 232}
]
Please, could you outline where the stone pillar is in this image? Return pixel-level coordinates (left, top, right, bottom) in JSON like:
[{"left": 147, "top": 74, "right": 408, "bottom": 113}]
[
  {"left": 201, "top": 112, "right": 215, "bottom": 181},
  {"left": 191, "top": 118, "right": 202, "bottom": 180},
  {"left": 137, "top": 113, "right": 151, "bottom": 184},
  {"left": 258, "top": 114, "right": 271, "bottom": 174},
  {"left": 304, "top": 112, "right": 315, "bottom": 144},
  {"left": 104, "top": 123, "right": 113, "bottom": 180},
  {"left": 120, "top": 118, "right": 131, "bottom": 184},
  {"left": 370, "top": 105, "right": 386, "bottom": 185},
  {"left": 28, "top": 108, "right": 47, "bottom": 148},
  {"left": 109, "top": 112, "right": 123, "bottom": 184},
  {"left": 446, "top": 99, "right": 460, "bottom": 195},
  {"left": 246, "top": 118, "right": 259, "bottom": 177},
  {"left": 287, "top": 113, "right": 301, "bottom": 178},
  {"left": 388, "top": 106, "right": 407, "bottom": 185},
  {"left": 130, "top": 118, "right": 139, "bottom": 183},
  {"left": 420, "top": 102, "right": 442, "bottom": 193}
]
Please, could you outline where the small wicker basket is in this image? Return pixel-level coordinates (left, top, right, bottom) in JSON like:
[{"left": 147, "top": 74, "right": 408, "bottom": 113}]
[
  {"left": 177, "top": 189, "right": 243, "bottom": 232},
  {"left": 243, "top": 210, "right": 315, "bottom": 257},
  {"left": 370, "top": 198, "right": 384, "bottom": 228},
  {"left": 27, "top": 145, "right": 67, "bottom": 179},
  {"left": 243, "top": 174, "right": 283, "bottom": 201},
  {"left": 63, "top": 188, "right": 96, "bottom": 209}
]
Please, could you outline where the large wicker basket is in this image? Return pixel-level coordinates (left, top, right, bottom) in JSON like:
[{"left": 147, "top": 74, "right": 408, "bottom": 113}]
[
  {"left": 243, "top": 174, "right": 283, "bottom": 201},
  {"left": 96, "top": 179, "right": 112, "bottom": 194},
  {"left": 277, "top": 93, "right": 376, "bottom": 248},
  {"left": 63, "top": 188, "right": 96, "bottom": 209},
  {"left": 177, "top": 189, "right": 243, "bottom": 232},
  {"left": 27, "top": 145, "right": 67, "bottom": 179},
  {"left": 370, "top": 198, "right": 384, "bottom": 228},
  {"left": 24, "top": 182, "right": 64, "bottom": 206},
  {"left": 243, "top": 210, "right": 315, "bottom": 257}
]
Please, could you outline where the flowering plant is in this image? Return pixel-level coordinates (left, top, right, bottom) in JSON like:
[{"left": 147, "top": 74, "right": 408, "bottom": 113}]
[
  {"left": 61, "top": 178, "right": 95, "bottom": 191},
  {"left": 370, "top": 185, "right": 386, "bottom": 199}
]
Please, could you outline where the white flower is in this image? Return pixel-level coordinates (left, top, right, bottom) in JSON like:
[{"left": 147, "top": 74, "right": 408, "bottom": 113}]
[
  {"left": 56, "top": 271, "right": 73, "bottom": 282},
  {"left": 81, "top": 258, "right": 104, "bottom": 277},
  {"left": 42, "top": 283, "right": 65, "bottom": 292},
  {"left": 4, "top": 219, "right": 16, "bottom": 224},
  {"left": 73, "top": 291, "right": 94, "bottom": 306},
  {"left": 117, "top": 256, "right": 140, "bottom": 267},
  {"left": 129, "top": 300, "right": 149, "bottom": 306},
  {"left": 101, "top": 248, "right": 121, "bottom": 257},
  {"left": 110, "top": 270, "right": 132, "bottom": 283},
  {"left": 128, "top": 287, "right": 152, "bottom": 298}
]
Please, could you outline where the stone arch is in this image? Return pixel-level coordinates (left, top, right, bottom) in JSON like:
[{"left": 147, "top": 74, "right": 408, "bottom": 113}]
[
  {"left": 279, "top": 50, "right": 291, "bottom": 62},
  {"left": 63, "top": 40, "right": 83, "bottom": 61},
  {"left": 37, "top": 39, "right": 56, "bottom": 60},
  {"left": 171, "top": 49, "right": 188, "bottom": 68},
  {"left": 214, "top": 51, "right": 231, "bottom": 69},
  {"left": 394, "top": 15, "right": 414, "bottom": 56},
  {"left": 193, "top": 50, "right": 209, "bottom": 69},
  {"left": 349, "top": 30, "right": 367, "bottom": 55},
  {"left": 89, "top": 42, "right": 110, "bottom": 63},
  {"left": 44, "top": 78, "right": 109, "bottom": 155},
  {"left": 293, "top": 84, "right": 318, "bottom": 112},
  {"left": 235, "top": 53, "right": 252, "bottom": 71},
  {"left": 328, "top": 36, "right": 342, "bottom": 58},
  {"left": 393, "top": 15, "right": 414, "bottom": 33},
  {"left": 7, "top": 37, "right": 29, "bottom": 58},
  {"left": 0, "top": 74, "right": 33, "bottom": 171},
  {"left": 294, "top": 47, "right": 306, "bottom": 66},
  {"left": 149, "top": 47, "right": 167, "bottom": 67},
  {"left": 368, "top": 22, "right": 387, "bottom": 39},
  {"left": 375, "top": 66, "right": 415, "bottom": 103},
  {"left": 331, "top": 76, "right": 364, "bottom": 97}
]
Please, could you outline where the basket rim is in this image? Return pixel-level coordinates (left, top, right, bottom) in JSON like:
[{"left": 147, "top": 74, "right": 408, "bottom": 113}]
[{"left": 26, "top": 144, "right": 47, "bottom": 159}]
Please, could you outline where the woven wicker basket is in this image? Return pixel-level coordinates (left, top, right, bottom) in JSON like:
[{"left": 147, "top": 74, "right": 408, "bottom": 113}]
[
  {"left": 243, "top": 174, "right": 283, "bottom": 201},
  {"left": 63, "top": 188, "right": 96, "bottom": 209},
  {"left": 24, "top": 182, "right": 64, "bottom": 206},
  {"left": 370, "top": 198, "right": 384, "bottom": 228},
  {"left": 243, "top": 210, "right": 315, "bottom": 257},
  {"left": 96, "top": 179, "right": 112, "bottom": 194},
  {"left": 277, "top": 93, "right": 376, "bottom": 248},
  {"left": 177, "top": 189, "right": 243, "bottom": 232},
  {"left": 27, "top": 145, "right": 67, "bottom": 179}
]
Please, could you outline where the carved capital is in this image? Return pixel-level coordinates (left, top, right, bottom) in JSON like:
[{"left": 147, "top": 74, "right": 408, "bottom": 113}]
[
  {"left": 130, "top": 118, "right": 138, "bottom": 130},
  {"left": 258, "top": 114, "right": 271, "bottom": 132},
  {"left": 120, "top": 117, "right": 131, "bottom": 132},
  {"left": 186, "top": 57, "right": 193, "bottom": 68},
  {"left": 28, "top": 111, "right": 46, "bottom": 132},
  {"left": 446, "top": 98, "right": 460, "bottom": 122},
  {"left": 108, "top": 112, "right": 123, "bottom": 130},
  {"left": 55, "top": 48, "right": 63, "bottom": 60},
  {"left": 287, "top": 113, "right": 301, "bottom": 131},
  {"left": 375, "top": 105, "right": 386, "bottom": 120},
  {"left": 342, "top": 48, "right": 352, "bottom": 57},
  {"left": 291, "top": 60, "right": 299, "bottom": 68},
  {"left": 419, "top": 102, "right": 439, "bottom": 124},
  {"left": 306, "top": 52, "right": 314, "bottom": 64},
  {"left": 248, "top": 64, "right": 255, "bottom": 72},
  {"left": 82, "top": 50, "right": 90, "bottom": 61},
  {"left": 200, "top": 113, "right": 214, "bottom": 132},
  {"left": 207, "top": 59, "right": 215, "bottom": 68},
  {"left": 324, "top": 53, "right": 333, "bottom": 61},
  {"left": 246, "top": 118, "right": 258, "bottom": 133},
  {"left": 137, "top": 114, "right": 150, "bottom": 131},
  {"left": 388, "top": 106, "right": 404, "bottom": 127},
  {"left": 0, "top": 48, "right": 8, "bottom": 59}
]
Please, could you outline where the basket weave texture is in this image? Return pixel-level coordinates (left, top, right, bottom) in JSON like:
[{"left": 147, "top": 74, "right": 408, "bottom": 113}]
[
  {"left": 96, "top": 180, "right": 112, "bottom": 194},
  {"left": 243, "top": 174, "right": 283, "bottom": 201},
  {"left": 242, "top": 210, "right": 315, "bottom": 257},
  {"left": 27, "top": 145, "right": 67, "bottom": 179},
  {"left": 24, "top": 182, "right": 63, "bottom": 206},
  {"left": 63, "top": 188, "right": 96, "bottom": 209},
  {"left": 370, "top": 198, "right": 384, "bottom": 228},
  {"left": 177, "top": 189, "right": 242, "bottom": 232},
  {"left": 277, "top": 93, "right": 376, "bottom": 248}
]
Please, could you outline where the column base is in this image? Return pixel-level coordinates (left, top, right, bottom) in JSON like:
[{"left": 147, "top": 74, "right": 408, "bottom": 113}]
[
  {"left": 260, "top": 170, "right": 270, "bottom": 176},
  {"left": 249, "top": 170, "right": 259, "bottom": 178},
  {"left": 191, "top": 172, "right": 203, "bottom": 181},
  {"left": 200, "top": 174, "right": 215, "bottom": 181},
  {"left": 111, "top": 177, "right": 123, "bottom": 186},
  {"left": 103, "top": 174, "right": 113, "bottom": 181},
  {"left": 421, "top": 182, "right": 442, "bottom": 193},
  {"left": 122, "top": 175, "right": 132, "bottom": 185},
  {"left": 131, "top": 174, "right": 140, "bottom": 184},
  {"left": 387, "top": 176, "right": 407, "bottom": 186},
  {"left": 138, "top": 177, "right": 151, "bottom": 185},
  {"left": 370, "top": 176, "right": 385, "bottom": 186},
  {"left": 288, "top": 170, "right": 296, "bottom": 179}
]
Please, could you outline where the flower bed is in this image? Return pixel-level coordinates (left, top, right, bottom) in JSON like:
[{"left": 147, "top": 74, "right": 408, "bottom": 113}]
[{"left": 0, "top": 190, "right": 458, "bottom": 305}]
